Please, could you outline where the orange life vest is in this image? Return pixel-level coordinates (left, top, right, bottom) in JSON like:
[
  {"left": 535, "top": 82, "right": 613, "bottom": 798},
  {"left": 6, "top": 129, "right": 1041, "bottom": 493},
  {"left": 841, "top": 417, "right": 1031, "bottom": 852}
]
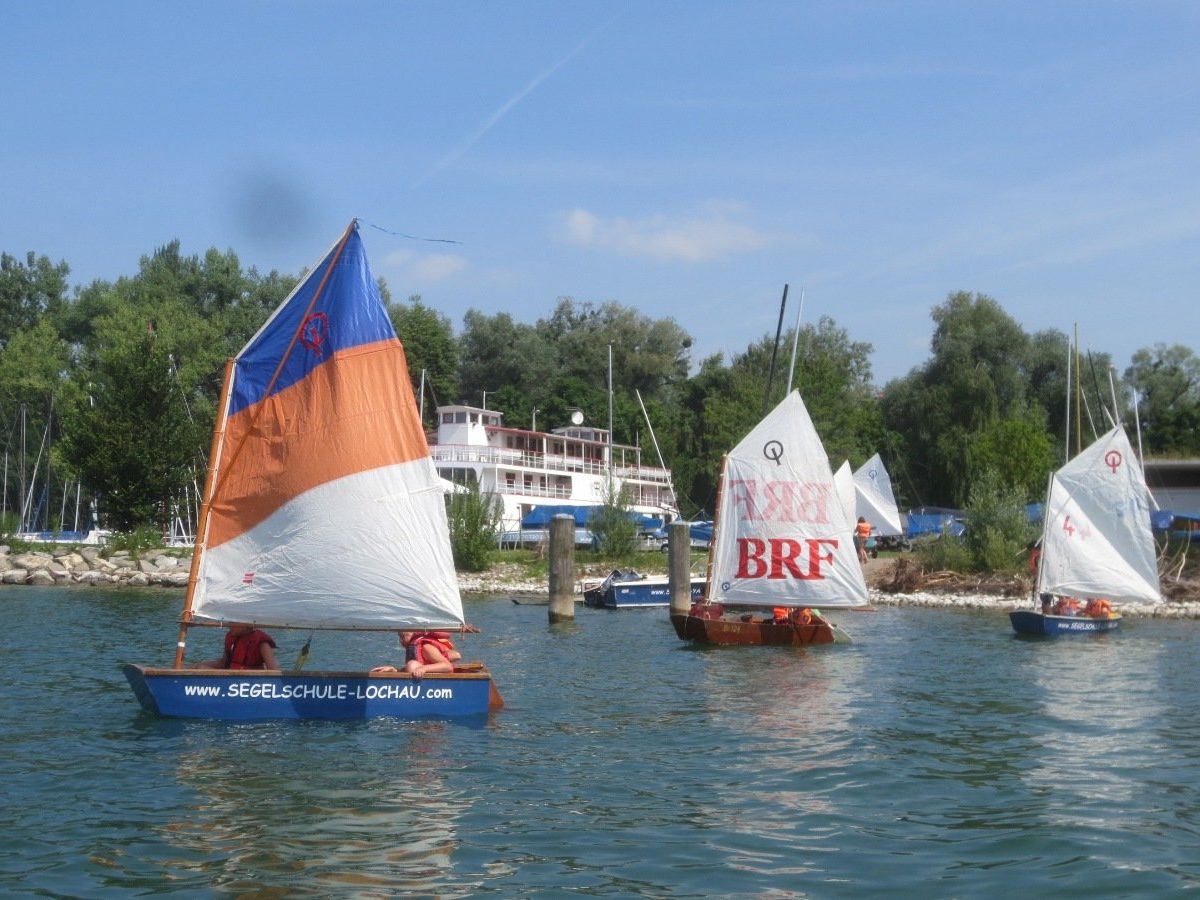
[
  {"left": 1085, "top": 598, "right": 1113, "bottom": 618},
  {"left": 856, "top": 521, "right": 872, "bottom": 540}
]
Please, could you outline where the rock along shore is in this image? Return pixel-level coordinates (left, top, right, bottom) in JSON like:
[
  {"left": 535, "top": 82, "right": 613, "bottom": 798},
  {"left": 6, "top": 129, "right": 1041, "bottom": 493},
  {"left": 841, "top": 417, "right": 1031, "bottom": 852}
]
[
  {"left": 9, "top": 547, "right": 1199, "bottom": 620},
  {"left": 0, "top": 546, "right": 192, "bottom": 588}
]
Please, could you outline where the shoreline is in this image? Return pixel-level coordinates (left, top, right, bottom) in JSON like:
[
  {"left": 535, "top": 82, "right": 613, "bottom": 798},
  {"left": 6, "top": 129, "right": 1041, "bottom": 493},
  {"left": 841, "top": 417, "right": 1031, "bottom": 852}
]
[
  {"left": 8, "top": 546, "right": 1198, "bottom": 620},
  {"left": 458, "top": 557, "right": 1200, "bottom": 619}
]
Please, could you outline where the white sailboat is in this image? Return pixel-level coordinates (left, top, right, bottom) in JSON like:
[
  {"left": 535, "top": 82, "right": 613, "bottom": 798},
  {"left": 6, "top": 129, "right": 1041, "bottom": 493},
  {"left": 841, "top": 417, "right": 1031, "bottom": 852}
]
[
  {"left": 1010, "top": 425, "right": 1161, "bottom": 635},
  {"left": 852, "top": 453, "right": 903, "bottom": 539},
  {"left": 671, "top": 390, "right": 870, "bottom": 646}
]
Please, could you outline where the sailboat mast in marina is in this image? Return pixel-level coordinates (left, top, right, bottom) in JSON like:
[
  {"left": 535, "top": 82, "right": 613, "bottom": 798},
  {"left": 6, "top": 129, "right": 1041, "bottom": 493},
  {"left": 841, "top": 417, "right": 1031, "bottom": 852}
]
[{"left": 125, "top": 221, "right": 502, "bottom": 718}]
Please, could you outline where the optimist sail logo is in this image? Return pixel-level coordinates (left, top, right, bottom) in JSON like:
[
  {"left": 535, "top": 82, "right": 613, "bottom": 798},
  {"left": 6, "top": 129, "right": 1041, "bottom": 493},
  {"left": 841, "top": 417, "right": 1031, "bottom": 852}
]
[
  {"left": 300, "top": 312, "right": 330, "bottom": 354},
  {"left": 1105, "top": 449, "right": 1123, "bottom": 474}
]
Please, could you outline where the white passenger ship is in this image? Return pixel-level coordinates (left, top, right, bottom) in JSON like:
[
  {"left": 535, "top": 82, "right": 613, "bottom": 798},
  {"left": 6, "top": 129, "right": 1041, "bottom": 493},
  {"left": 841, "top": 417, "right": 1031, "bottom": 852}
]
[{"left": 428, "top": 404, "right": 679, "bottom": 538}]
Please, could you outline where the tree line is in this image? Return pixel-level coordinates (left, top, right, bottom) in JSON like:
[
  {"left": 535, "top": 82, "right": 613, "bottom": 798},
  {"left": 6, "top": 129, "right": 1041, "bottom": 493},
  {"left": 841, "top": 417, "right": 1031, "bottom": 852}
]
[{"left": 0, "top": 243, "right": 1196, "bottom": 535}]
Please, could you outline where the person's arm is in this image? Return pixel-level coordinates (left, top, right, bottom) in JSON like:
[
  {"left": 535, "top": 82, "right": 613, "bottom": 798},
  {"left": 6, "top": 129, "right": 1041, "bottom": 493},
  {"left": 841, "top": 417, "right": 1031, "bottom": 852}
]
[
  {"left": 409, "top": 643, "right": 455, "bottom": 676},
  {"left": 260, "top": 640, "right": 279, "bottom": 669}
]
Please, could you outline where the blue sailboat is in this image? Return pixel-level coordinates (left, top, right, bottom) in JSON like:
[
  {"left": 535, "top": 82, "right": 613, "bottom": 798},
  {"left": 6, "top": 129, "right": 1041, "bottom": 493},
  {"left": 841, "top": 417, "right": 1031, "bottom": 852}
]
[
  {"left": 124, "top": 221, "right": 503, "bottom": 719},
  {"left": 1010, "top": 425, "right": 1161, "bottom": 636}
]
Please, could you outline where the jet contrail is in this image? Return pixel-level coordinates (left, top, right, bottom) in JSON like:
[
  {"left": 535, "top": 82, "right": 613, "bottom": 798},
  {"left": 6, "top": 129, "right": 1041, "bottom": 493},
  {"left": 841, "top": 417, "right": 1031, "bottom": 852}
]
[{"left": 414, "top": 13, "right": 620, "bottom": 188}]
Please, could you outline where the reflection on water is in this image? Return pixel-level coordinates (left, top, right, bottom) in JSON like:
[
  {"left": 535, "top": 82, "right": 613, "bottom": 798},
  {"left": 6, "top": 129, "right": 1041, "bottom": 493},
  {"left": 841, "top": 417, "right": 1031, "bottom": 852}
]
[
  {"left": 5, "top": 588, "right": 1200, "bottom": 895},
  {"left": 162, "top": 721, "right": 471, "bottom": 894}
]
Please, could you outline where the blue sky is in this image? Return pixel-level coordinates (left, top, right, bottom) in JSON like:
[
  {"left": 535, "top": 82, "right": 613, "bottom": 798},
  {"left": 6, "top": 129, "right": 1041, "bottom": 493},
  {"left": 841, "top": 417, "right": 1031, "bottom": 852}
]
[{"left": 2, "top": 1, "right": 1197, "bottom": 385}]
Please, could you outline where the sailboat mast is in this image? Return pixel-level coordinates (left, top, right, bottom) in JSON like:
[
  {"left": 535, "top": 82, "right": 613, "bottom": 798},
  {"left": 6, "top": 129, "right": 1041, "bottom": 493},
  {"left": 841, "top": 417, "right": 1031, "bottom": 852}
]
[
  {"left": 1080, "top": 324, "right": 1089, "bottom": 458},
  {"left": 762, "top": 284, "right": 788, "bottom": 416},
  {"left": 635, "top": 389, "right": 675, "bottom": 515},
  {"left": 703, "top": 456, "right": 729, "bottom": 604},
  {"left": 607, "top": 343, "right": 614, "bottom": 490},
  {"left": 785, "top": 287, "right": 805, "bottom": 395},
  {"left": 174, "top": 358, "right": 236, "bottom": 668}
]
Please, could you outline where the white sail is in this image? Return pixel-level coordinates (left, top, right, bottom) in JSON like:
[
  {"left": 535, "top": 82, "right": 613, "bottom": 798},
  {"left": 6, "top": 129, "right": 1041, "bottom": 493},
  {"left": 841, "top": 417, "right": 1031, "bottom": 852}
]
[
  {"left": 708, "top": 391, "right": 869, "bottom": 608},
  {"left": 853, "top": 453, "right": 903, "bottom": 536},
  {"left": 1038, "top": 425, "right": 1161, "bottom": 604},
  {"left": 833, "top": 460, "right": 857, "bottom": 539}
]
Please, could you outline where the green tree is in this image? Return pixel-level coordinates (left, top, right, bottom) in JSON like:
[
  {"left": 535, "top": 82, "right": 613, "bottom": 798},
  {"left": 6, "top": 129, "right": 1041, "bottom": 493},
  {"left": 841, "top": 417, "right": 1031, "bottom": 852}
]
[
  {"left": 967, "top": 418, "right": 1055, "bottom": 499},
  {"left": 59, "top": 302, "right": 211, "bottom": 530},
  {"left": 590, "top": 481, "right": 638, "bottom": 557},
  {"left": 666, "top": 315, "right": 882, "bottom": 517},
  {"left": 446, "top": 483, "right": 503, "bottom": 572},
  {"left": 961, "top": 470, "right": 1038, "bottom": 574},
  {"left": 0, "top": 252, "right": 69, "bottom": 347},
  {"left": 882, "top": 292, "right": 1034, "bottom": 506},
  {"left": 1126, "top": 344, "right": 1200, "bottom": 455},
  {"left": 389, "top": 295, "right": 459, "bottom": 423}
]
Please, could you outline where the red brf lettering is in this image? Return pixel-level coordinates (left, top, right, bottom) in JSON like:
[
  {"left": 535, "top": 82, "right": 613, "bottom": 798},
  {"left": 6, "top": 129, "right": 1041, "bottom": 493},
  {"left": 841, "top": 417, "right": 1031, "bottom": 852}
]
[{"left": 735, "top": 537, "right": 838, "bottom": 580}]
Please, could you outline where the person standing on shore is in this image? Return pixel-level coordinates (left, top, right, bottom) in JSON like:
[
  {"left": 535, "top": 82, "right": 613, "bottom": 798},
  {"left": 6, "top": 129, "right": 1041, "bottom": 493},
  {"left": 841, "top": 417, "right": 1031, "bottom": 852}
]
[{"left": 855, "top": 517, "right": 872, "bottom": 565}]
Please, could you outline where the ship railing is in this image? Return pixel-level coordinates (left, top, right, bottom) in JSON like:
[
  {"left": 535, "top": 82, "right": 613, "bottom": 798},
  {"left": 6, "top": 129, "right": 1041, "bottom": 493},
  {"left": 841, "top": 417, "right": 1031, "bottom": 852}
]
[{"left": 430, "top": 444, "right": 673, "bottom": 484}]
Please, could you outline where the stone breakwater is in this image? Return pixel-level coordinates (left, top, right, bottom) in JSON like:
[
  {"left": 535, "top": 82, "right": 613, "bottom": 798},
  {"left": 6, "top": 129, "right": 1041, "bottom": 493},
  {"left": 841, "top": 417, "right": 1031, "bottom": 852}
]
[{"left": 0, "top": 547, "right": 191, "bottom": 588}]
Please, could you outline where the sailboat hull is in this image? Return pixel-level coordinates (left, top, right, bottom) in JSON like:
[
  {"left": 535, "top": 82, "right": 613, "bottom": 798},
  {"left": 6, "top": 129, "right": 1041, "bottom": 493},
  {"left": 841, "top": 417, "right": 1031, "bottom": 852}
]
[
  {"left": 1008, "top": 611, "right": 1122, "bottom": 636},
  {"left": 123, "top": 665, "right": 503, "bottom": 721},
  {"left": 669, "top": 613, "right": 847, "bottom": 646}
]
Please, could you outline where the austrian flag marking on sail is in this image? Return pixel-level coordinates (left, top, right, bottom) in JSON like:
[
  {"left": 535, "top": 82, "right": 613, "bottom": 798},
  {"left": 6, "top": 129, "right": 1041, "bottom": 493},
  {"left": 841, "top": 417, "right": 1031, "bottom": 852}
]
[{"left": 242, "top": 572, "right": 255, "bottom": 585}]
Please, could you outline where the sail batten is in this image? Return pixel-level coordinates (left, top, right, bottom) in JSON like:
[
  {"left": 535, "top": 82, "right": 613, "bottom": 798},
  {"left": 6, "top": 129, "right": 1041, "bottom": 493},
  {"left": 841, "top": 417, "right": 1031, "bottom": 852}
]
[{"left": 708, "top": 391, "right": 869, "bottom": 608}]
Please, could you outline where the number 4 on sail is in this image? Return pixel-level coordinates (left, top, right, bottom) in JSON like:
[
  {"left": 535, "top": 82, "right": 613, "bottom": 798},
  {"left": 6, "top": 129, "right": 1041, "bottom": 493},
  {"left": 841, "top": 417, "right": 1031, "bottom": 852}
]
[{"left": 123, "top": 221, "right": 503, "bottom": 719}]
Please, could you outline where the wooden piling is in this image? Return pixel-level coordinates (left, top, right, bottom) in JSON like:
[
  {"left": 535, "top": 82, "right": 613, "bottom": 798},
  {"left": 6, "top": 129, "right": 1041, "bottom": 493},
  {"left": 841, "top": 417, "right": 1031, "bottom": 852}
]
[
  {"left": 668, "top": 520, "right": 693, "bottom": 616},
  {"left": 548, "top": 514, "right": 576, "bottom": 623}
]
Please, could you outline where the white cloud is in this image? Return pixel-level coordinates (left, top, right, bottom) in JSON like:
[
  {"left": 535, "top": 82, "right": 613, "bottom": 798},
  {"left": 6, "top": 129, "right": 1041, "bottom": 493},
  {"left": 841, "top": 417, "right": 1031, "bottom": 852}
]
[
  {"left": 382, "top": 249, "right": 467, "bottom": 284},
  {"left": 560, "top": 206, "right": 771, "bottom": 262}
]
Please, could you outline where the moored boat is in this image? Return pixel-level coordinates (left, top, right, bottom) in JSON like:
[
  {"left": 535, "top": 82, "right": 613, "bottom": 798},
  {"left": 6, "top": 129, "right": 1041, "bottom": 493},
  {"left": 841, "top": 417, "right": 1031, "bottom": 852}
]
[
  {"left": 583, "top": 569, "right": 705, "bottom": 608},
  {"left": 429, "top": 407, "right": 679, "bottom": 540}
]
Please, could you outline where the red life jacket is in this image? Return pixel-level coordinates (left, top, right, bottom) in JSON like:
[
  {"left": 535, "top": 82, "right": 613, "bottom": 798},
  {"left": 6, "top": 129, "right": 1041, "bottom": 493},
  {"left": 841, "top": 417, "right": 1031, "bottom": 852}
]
[
  {"left": 410, "top": 632, "right": 455, "bottom": 665},
  {"left": 223, "top": 629, "right": 276, "bottom": 669}
]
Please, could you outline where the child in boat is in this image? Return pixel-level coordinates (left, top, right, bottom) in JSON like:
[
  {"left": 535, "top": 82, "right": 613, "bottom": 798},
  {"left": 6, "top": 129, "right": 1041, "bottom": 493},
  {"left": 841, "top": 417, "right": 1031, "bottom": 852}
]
[
  {"left": 371, "top": 630, "right": 462, "bottom": 677},
  {"left": 193, "top": 623, "right": 278, "bottom": 670},
  {"left": 1052, "top": 597, "right": 1083, "bottom": 616}
]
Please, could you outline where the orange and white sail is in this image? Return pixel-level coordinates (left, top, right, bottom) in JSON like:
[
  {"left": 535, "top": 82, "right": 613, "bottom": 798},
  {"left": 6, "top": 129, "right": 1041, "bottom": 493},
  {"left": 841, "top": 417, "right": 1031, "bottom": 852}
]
[
  {"left": 708, "top": 391, "right": 869, "bottom": 609},
  {"left": 187, "top": 222, "right": 463, "bottom": 629}
]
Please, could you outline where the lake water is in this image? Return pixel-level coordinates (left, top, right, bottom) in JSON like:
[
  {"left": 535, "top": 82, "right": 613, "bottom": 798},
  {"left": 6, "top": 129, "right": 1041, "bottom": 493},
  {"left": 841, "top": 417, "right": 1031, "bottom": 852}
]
[{"left": 3, "top": 585, "right": 1200, "bottom": 897}]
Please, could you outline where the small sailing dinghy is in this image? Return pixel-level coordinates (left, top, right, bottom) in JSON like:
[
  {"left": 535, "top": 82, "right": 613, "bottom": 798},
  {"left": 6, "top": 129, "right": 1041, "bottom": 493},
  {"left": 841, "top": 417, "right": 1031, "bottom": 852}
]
[
  {"left": 671, "top": 391, "right": 871, "bottom": 646},
  {"left": 124, "top": 221, "right": 503, "bottom": 719},
  {"left": 1009, "top": 425, "right": 1161, "bottom": 636},
  {"left": 852, "top": 453, "right": 904, "bottom": 545}
]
